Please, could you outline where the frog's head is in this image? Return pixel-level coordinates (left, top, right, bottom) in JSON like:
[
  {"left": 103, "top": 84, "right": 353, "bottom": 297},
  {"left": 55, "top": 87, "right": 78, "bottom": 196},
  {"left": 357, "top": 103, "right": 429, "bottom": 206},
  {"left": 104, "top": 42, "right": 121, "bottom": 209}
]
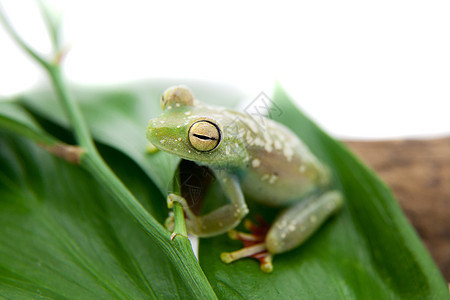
[{"left": 146, "top": 86, "right": 249, "bottom": 168}]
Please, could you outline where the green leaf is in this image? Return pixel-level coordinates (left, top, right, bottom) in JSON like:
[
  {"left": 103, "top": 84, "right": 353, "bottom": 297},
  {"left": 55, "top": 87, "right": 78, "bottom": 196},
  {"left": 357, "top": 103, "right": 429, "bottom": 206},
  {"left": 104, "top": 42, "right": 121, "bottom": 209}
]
[
  {"left": 198, "top": 84, "right": 448, "bottom": 299},
  {"left": 0, "top": 132, "right": 192, "bottom": 299}
]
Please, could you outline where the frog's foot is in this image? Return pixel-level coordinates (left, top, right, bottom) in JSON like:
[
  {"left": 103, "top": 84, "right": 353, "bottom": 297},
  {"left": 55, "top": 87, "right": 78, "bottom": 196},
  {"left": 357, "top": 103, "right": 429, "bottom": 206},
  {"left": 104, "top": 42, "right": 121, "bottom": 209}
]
[
  {"left": 220, "top": 217, "right": 274, "bottom": 273},
  {"left": 145, "top": 142, "right": 159, "bottom": 154}
]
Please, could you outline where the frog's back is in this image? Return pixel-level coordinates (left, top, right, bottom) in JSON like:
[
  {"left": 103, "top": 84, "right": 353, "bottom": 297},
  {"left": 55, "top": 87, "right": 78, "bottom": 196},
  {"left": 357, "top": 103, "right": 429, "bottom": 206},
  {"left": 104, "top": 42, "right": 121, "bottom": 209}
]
[{"left": 228, "top": 113, "right": 330, "bottom": 206}]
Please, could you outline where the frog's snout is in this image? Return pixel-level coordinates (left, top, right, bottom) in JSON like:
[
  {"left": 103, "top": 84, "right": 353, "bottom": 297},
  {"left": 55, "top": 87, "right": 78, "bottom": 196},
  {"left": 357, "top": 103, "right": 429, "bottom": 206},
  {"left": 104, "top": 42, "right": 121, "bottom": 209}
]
[
  {"left": 146, "top": 118, "right": 182, "bottom": 151},
  {"left": 146, "top": 118, "right": 195, "bottom": 160}
]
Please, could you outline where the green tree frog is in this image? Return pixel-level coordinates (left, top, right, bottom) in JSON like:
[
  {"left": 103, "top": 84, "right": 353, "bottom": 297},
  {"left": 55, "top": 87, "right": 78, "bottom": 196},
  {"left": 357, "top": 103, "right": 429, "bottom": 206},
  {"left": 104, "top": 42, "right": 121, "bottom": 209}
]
[{"left": 146, "top": 86, "right": 343, "bottom": 272}]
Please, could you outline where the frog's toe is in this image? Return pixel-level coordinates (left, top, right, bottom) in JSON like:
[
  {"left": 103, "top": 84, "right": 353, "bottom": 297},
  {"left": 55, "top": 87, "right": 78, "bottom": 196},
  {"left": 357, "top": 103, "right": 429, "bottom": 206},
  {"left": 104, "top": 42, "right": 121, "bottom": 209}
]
[
  {"left": 164, "top": 212, "right": 175, "bottom": 232},
  {"left": 259, "top": 253, "right": 273, "bottom": 273},
  {"left": 220, "top": 243, "right": 273, "bottom": 273},
  {"left": 220, "top": 217, "right": 274, "bottom": 273}
]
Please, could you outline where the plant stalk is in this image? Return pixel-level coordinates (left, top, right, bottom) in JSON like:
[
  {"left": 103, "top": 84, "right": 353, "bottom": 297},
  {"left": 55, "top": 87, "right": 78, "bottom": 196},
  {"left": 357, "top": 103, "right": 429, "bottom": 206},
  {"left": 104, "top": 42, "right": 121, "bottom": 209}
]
[
  {"left": 46, "top": 65, "right": 98, "bottom": 154},
  {"left": 173, "top": 202, "right": 188, "bottom": 238}
]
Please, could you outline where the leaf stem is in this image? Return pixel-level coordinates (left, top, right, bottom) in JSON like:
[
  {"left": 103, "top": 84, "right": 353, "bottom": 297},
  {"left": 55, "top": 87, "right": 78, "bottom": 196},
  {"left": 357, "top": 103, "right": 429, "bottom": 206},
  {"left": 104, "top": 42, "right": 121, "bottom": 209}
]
[
  {"left": 46, "top": 65, "right": 97, "bottom": 154},
  {"left": 37, "top": 0, "right": 61, "bottom": 51},
  {"left": 0, "top": 5, "right": 49, "bottom": 70},
  {"left": 0, "top": 113, "right": 56, "bottom": 146}
]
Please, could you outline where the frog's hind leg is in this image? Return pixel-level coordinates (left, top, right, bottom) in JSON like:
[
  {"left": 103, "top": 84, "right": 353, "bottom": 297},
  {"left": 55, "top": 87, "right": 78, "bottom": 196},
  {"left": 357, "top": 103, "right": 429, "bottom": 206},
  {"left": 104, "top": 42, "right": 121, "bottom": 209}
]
[
  {"left": 266, "top": 190, "right": 343, "bottom": 254},
  {"left": 221, "top": 191, "right": 343, "bottom": 273}
]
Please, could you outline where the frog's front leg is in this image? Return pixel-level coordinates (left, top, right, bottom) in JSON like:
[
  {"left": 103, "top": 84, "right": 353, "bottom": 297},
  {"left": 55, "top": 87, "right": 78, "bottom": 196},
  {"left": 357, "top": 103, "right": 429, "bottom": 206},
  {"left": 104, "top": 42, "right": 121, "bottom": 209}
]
[
  {"left": 221, "top": 190, "right": 343, "bottom": 272},
  {"left": 167, "top": 171, "right": 249, "bottom": 237}
]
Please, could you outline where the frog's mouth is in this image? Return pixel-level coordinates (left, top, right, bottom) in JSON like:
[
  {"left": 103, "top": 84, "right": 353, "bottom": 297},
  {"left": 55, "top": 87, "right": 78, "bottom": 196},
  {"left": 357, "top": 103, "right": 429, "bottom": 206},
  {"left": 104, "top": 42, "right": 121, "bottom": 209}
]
[{"left": 177, "top": 159, "right": 217, "bottom": 216}]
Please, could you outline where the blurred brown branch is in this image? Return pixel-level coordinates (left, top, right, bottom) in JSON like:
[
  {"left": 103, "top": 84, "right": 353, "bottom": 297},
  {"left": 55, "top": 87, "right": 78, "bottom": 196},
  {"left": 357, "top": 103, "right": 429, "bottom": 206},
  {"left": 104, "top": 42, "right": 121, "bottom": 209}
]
[{"left": 344, "top": 137, "right": 450, "bottom": 281}]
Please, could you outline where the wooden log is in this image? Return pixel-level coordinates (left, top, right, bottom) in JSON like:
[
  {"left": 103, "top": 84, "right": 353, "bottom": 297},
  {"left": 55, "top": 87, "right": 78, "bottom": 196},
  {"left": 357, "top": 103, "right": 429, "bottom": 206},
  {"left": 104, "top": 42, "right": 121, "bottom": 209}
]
[{"left": 344, "top": 137, "right": 450, "bottom": 281}]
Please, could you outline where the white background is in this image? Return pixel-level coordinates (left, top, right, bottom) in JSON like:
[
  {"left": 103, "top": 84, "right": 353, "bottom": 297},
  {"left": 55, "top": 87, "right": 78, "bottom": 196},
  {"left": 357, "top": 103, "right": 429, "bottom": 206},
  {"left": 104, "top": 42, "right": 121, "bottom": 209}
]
[{"left": 1, "top": 0, "right": 449, "bottom": 139}]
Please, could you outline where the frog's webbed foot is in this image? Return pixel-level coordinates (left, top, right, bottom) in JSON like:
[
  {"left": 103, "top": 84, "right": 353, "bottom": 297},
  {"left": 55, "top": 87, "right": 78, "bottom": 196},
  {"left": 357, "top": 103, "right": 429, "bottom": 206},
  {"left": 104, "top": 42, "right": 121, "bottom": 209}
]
[
  {"left": 220, "top": 217, "right": 274, "bottom": 273},
  {"left": 165, "top": 193, "right": 202, "bottom": 234}
]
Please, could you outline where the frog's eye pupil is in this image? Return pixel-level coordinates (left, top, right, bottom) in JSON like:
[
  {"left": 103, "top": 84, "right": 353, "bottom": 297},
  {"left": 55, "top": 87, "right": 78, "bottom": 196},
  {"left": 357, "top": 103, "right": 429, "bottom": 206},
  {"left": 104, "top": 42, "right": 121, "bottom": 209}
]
[
  {"left": 188, "top": 121, "right": 221, "bottom": 152},
  {"left": 193, "top": 133, "right": 217, "bottom": 141}
]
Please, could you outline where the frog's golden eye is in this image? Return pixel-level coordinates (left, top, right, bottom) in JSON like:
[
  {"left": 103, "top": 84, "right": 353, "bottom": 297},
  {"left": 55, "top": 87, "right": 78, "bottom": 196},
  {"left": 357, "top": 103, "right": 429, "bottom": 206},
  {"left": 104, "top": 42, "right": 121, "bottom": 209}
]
[
  {"left": 161, "top": 86, "right": 194, "bottom": 110},
  {"left": 188, "top": 120, "right": 221, "bottom": 152}
]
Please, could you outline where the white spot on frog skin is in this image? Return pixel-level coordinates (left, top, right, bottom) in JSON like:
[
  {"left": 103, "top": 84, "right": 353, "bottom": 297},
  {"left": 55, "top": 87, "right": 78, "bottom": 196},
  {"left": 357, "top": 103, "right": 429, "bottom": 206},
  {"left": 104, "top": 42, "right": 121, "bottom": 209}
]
[
  {"left": 167, "top": 105, "right": 172, "bottom": 110},
  {"left": 185, "top": 111, "right": 191, "bottom": 115},
  {"left": 268, "top": 174, "right": 278, "bottom": 184},
  {"left": 188, "top": 150, "right": 191, "bottom": 153},
  {"left": 288, "top": 224, "right": 295, "bottom": 232},
  {"left": 251, "top": 158, "right": 261, "bottom": 168},
  {"left": 177, "top": 125, "right": 181, "bottom": 128},
  {"left": 253, "top": 137, "right": 263, "bottom": 147},
  {"left": 299, "top": 165, "right": 306, "bottom": 173},
  {"left": 177, "top": 138, "right": 182, "bottom": 141},
  {"left": 283, "top": 147, "right": 294, "bottom": 161},
  {"left": 160, "top": 139, "right": 166, "bottom": 144},
  {"left": 173, "top": 148, "right": 178, "bottom": 151},
  {"left": 176, "top": 103, "right": 180, "bottom": 107},
  {"left": 310, "top": 215, "right": 317, "bottom": 223},
  {"left": 261, "top": 174, "right": 270, "bottom": 181},
  {"left": 274, "top": 140, "right": 282, "bottom": 150},
  {"left": 264, "top": 143, "right": 273, "bottom": 153},
  {"left": 160, "top": 120, "right": 165, "bottom": 124},
  {"left": 281, "top": 232, "right": 287, "bottom": 239}
]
